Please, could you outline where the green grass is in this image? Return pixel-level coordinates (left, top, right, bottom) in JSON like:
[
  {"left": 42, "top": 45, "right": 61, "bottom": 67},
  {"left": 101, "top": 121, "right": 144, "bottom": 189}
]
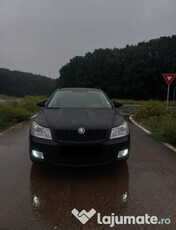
[
  {"left": 111, "top": 98, "right": 146, "bottom": 105},
  {"left": 0, "top": 94, "right": 17, "bottom": 100},
  {"left": 134, "top": 101, "right": 176, "bottom": 146},
  {"left": 0, "top": 95, "right": 48, "bottom": 130},
  {"left": 111, "top": 98, "right": 176, "bottom": 106}
]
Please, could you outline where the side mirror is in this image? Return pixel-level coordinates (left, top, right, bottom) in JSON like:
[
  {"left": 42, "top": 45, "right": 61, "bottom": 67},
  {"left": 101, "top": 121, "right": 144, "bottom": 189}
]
[
  {"left": 37, "top": 100, "right": 47, "bottom": 108},
  {"left": 113, "top": 100, "right": 123, "bottom": 108}
]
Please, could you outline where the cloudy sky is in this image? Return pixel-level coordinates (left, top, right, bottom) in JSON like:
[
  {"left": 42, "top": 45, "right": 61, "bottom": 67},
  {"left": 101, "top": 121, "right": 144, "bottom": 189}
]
[{"left": 0, "top": 0, "right": 175, "bottom": 79}]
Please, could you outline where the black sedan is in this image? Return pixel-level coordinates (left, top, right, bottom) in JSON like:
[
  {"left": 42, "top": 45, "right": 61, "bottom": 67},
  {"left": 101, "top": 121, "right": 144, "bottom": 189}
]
[{"left": 29, "top": 88, "right": 130, "bottom": 166}]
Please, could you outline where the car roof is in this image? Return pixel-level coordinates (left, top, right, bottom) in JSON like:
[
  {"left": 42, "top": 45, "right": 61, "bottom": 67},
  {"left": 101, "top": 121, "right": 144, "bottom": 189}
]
[{"left": 57, "top": 87, "right": 102, "bottom": 92}]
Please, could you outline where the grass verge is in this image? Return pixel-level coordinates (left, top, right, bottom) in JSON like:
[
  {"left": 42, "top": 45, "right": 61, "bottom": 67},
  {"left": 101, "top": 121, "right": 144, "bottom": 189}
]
[
  {"left": 134, "top": 101, "right": 176, "bottom": 147},
  {"left": 111, "top": 98, "right": 176, "bottom": 106},
  {"left": 0, "top": 96, "right": 47, "bottom": 130}
]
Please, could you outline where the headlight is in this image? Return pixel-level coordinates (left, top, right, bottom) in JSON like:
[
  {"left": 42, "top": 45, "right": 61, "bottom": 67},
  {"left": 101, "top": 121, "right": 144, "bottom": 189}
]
[
  {"left": 31, "top": 121, "right": 52, "bottom": 140},
  {"left": 110, "top": 121, "right": 129, "bottom": 139}
]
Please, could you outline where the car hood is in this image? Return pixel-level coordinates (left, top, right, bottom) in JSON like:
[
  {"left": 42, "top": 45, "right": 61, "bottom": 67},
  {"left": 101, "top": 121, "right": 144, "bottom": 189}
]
[{"left": 35, "top": 108, "right": 124, "bottom": 130}]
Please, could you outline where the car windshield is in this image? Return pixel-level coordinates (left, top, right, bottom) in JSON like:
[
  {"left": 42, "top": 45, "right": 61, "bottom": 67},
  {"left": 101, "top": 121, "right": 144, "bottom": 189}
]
[{"left": 47, "top": 90, "right": 112, "bottom": 108}]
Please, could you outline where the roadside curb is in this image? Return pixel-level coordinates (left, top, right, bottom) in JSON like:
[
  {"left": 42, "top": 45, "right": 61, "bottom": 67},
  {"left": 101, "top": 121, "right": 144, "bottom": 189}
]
[
  {"left": 129, "top": 115, "right": 151, "bottom": 134},
  {"left": 0, "top": 114, "right": 37, "bottom": 137},
  {"left": 129, "top": 115, "right": 176, "bottom": 153},
  {"left": 162, "top": 143, "right": 176, "bottom": 153},
  {"left": 0, "top": 122, "right": 26, "bottom": 136}
]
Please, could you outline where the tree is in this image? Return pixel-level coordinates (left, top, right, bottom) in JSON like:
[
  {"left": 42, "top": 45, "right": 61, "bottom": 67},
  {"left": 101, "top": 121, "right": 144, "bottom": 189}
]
[{"left": 57, "top": 35, "right": 176, "bottom": 100}]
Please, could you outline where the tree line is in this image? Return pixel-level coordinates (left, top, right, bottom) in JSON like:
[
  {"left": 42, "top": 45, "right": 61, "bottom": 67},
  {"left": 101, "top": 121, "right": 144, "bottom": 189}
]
[
  {"left": 57, "top": 35, "right": 176, "bottom": 100},
  {"left": 0, "top": 69, "right": 57, "bottom": 97}
]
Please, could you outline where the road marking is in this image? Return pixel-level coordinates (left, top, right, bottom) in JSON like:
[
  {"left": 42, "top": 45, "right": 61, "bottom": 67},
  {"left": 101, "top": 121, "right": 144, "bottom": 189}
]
[
  {"left": 31, "top": 114, "right": 38, "bottom": 119},
  {"left": 163, "top": 142, "right": 176, "bottom": 153},
  {"left": 129, "top": 115, "right": 151, "bottom": 134},
  {"left": 129, "top": 115, "right": 176, "bottom": 153},
  {"left": 0, "top": 113, "right": 38, "bottom": 137},
  {"left": 0, "top": 122, "right": 25, "bottom": 136}
]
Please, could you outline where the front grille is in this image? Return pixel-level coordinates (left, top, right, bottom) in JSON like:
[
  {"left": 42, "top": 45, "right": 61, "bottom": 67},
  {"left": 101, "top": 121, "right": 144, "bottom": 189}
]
[{"left": 56, "top": 129, "right": 107, "bottom": 142}]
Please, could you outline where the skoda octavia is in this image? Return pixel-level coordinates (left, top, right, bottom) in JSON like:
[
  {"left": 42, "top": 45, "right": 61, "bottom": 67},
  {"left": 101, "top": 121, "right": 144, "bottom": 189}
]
[{"left": 29, "top": 88, "right": 130, "bottom": 166}]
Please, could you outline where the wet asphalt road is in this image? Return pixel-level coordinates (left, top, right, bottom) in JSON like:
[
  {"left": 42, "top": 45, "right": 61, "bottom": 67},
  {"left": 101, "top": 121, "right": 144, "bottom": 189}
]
[{"left": 0, "top": 120, "right": 176, "bottom": 230}]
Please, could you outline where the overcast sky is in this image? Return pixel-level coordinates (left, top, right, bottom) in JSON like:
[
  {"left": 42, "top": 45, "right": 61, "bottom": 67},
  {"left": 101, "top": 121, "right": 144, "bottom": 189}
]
[{"left": 0, "top": 0, "right": 175, "bottom": 79}]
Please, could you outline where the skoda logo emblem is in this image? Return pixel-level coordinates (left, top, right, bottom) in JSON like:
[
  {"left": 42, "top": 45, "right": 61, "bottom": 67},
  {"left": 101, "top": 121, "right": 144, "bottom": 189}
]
[{"left": 78, "top": 127, "right": 85, "bottom": 134}]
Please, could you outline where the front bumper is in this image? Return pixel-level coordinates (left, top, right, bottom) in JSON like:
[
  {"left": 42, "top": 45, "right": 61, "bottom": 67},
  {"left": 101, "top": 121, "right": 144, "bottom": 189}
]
[{"left": 29, "top": 135, "right": 130, "bottom": 166}]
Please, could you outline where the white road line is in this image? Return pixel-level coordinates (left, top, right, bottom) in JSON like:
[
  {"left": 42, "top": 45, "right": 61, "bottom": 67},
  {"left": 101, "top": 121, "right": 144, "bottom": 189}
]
[
  {"left": 129, "top": 115, "right": 176, "bottom": 153},
  {"left": 0, "top": 122, "right": 25, "bottom": 136},
  {"left": 129, "top": 115, "right": 176, "bottom": 152},
  {"left": 163, "top": 143, "right": 176, "bottom": 153},
  {"left": 31, "top": 114, "right": 38, "bottom": 119},
  {"left": 0, "top": 113, "right": 38, "bottom": 137},
  {"left": 129, "top": 115, "right": 151, "bottom": 134}
]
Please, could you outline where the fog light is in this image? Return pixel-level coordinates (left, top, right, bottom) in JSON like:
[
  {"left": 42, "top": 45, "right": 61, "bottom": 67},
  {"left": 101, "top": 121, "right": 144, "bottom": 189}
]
[
  {"left": 118, "top": 149, "right": 128, "bottom": 158},
  {"left": 32, "top": 150, "right": 44, "bottom": 159}
]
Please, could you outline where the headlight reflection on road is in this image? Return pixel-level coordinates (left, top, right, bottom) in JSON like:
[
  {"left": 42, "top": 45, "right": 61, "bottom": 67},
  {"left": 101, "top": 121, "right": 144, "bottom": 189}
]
[
  {"left": 30, "top": 163, "right": 129, "bottom": 227},
  {"left": 122, "top": 192, "right": 128, "bottom": 202},
  {"left": 33, "top": 195, "right": 40, "bottom": 207}
]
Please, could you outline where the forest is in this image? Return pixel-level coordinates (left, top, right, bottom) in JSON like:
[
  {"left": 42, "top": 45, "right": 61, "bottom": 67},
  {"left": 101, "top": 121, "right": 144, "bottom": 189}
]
[
  {"left": 58, "top": 35, "right": 176, "bottom": 100},
  {"left": 1, "top": 36, "right": 176, "bottom": 99},
  {"left": 0, "top": 68, "right": 57, "bottom": 97}
]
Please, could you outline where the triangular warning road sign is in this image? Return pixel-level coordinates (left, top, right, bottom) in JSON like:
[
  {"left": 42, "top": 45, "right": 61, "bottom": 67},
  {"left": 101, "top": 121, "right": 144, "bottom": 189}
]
[{"left": 162, "top": 74, "right": 176, "bottom": 85}]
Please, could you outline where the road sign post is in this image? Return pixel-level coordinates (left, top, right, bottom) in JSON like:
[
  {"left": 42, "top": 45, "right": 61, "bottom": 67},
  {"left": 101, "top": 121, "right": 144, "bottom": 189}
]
[
  {"left": 173, "top": 86, "right": 176, "bottom": 102},
  {"left": 166, "top": 85, "right": 170, "bottom": 110},
  {"left": 162, "top": 74, "right": 176, "bottom": 111}
]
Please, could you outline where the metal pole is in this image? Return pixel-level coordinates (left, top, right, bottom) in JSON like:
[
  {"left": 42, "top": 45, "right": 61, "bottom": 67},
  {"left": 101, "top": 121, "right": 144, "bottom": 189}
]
[
  {"left": 173, "top": 86, "right": 176, "bottom": 102},
  {"left": 166, "top": 85, "right": 170, "bottom": 111}
]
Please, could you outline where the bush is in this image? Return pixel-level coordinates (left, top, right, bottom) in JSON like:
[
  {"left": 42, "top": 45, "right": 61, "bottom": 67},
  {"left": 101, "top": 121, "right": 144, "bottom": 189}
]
[
  {"left": 162, "top": 118, "right": 176, "bottom": 145},
  {"left": 21, "top": 95, "right": 48, "bottom": 113},
  {"left": 134, "top": 100, "right": 176, "bottom": 146},
  {"left": 0, "top": 103, "right": 30, "bottom": 129},
  {"left": 0, "top": 95, "right": 48, "bottom": 130},
  {"left": 135, "top": 100, "right": 166, "bottom": 119}
]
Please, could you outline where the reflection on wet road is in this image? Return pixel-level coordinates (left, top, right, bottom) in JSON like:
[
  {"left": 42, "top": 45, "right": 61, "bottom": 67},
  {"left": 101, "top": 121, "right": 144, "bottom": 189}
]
[
  {"left": 30, "top": 163, "right": 129, "bottom": 229},
  {"left": 0, "top": 120, "right": 175, "bottom": 229}
]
